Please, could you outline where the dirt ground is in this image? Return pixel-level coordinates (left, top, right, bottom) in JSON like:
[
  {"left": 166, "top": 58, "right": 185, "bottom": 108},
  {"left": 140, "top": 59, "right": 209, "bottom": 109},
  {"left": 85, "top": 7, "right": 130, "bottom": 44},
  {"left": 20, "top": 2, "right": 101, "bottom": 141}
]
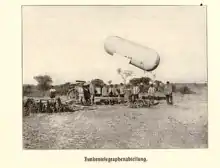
[{"left": 23, "top": 88, "right": 208, "bottom": 149}]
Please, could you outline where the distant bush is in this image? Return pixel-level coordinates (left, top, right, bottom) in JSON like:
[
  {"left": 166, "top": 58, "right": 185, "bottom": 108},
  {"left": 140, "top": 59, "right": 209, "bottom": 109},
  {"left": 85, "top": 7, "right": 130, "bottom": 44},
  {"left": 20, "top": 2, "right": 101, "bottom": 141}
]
[
  {"left": 23, "top": 82, "right": 71, "bottom": 97},
  {"left": 23, "top": 84, "right": 44, "bottom": 97},
  {"left": 179, "top": 86, "right": 195, "bottom": 94},
  {"left": 54, "top": 82, "right": 71, "bottom": 96},
  {"left": 23, "top": 84, "right": 34, "bottom": 96},
  {"left": 33, "top": 75, "right": 53, "bottom": 96},
  {"left": 129, "top": 77, "right": 152, "bottom": 85}
]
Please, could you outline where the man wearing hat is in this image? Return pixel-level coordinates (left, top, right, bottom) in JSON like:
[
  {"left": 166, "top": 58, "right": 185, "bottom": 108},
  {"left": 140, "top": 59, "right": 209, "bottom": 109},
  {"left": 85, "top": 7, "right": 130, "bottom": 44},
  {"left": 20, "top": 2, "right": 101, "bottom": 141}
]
[
  {"left": 77, "top": 83, "right": 84, "bottom": 104},
  {"left": 102, "top": 84, "right": 108, "bottom": 97},
  {"left": 49, "top": 86, "right": 56, "bottom": 99},
  {"left": 164, "top": 81, "right": 173, "bottom": 105},
  {"left": 83, "top": 82, "right": 91, "bottom": 105},
  {"left": 139, "top": 83, "right": 145, "bottom": 99},
  {"left": 148, "top": 83, "right": 156, "bottom": 104},
  {"left": 89, "top": 82, "right": 95, "bottom": 105},
  {"left": 132, "top": 83, "right": 140, "bottom": 102}
]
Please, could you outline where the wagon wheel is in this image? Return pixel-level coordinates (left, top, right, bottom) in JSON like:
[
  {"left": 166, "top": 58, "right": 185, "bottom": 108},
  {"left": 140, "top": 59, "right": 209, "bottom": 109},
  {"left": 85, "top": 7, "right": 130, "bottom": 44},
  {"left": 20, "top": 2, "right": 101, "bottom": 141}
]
[
  {"left": 67, "top": 89, "right": 78, "bottom": 100},
  {"left": 135, "top": 101, "right": 140, "bottom": 108},
  {"left": 133, "top": 102, "right": 138, "bottom": 108},
  {"left": 138, "top": 100, "right": 144, "bottom": 107}
]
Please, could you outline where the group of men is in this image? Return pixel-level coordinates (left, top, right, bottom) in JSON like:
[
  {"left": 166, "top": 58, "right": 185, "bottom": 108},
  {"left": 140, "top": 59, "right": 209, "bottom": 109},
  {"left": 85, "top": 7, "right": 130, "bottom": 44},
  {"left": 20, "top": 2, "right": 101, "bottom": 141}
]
[
  {"left": 128, "top": 82, "right": 157, "bottom": 104},
  {"left": 76, "top": 82, "right": 126, "bottom": 105},
  {"left": 49, "top": 81, "right": 174, "bottom": 106},
  {"left": 123, "top": 81, "right": 173, "bottom": 105}
]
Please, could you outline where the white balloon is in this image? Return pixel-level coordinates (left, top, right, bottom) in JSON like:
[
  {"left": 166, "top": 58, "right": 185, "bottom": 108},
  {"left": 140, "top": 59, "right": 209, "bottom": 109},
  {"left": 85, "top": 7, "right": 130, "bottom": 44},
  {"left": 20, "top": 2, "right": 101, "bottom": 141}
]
[{"left": 104, "top": 36, "right": 160, "bottom": 72}]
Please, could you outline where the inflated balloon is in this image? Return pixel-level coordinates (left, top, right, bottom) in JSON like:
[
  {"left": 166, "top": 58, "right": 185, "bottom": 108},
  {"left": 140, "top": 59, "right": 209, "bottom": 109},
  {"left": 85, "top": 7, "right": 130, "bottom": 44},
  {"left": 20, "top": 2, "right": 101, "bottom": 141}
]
[{"left": 104, "top": 36, "right": 160, "bottom": 72}]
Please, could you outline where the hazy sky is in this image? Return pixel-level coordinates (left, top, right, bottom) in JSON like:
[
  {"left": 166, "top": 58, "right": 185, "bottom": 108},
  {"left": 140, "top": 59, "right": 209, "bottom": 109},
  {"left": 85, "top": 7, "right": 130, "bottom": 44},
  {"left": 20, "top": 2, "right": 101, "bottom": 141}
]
[{"left": 23, "top": 6, "right": 207, "bottom": 85}]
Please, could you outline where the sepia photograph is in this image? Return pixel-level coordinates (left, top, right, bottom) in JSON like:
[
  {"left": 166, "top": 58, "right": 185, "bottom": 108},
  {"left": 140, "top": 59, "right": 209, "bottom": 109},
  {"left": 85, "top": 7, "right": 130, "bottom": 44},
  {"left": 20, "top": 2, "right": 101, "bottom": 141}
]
[{"left": 22, "top": 5, "right": 208, "bottom": 149}]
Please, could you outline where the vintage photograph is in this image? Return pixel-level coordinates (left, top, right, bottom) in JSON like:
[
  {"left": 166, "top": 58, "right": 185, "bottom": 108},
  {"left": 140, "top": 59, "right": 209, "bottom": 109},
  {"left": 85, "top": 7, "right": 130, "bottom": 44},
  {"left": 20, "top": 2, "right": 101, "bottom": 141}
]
[{"left": 22, "top": 5, "right": 207, "bottom": 149}]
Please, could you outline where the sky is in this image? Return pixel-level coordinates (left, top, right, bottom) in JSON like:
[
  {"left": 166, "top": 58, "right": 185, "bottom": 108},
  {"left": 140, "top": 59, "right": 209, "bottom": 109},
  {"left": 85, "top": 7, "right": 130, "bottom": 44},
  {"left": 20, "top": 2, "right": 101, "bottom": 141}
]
[{"left": 23, "top": 6, "right": 207, "bottom": 85}]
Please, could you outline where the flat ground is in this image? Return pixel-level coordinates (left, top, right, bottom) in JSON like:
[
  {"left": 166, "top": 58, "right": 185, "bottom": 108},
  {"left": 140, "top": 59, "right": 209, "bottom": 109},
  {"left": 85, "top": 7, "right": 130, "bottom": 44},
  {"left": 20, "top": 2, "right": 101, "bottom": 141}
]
[{"left": 23, "top": 87, "right": 208, "bottom": 149}]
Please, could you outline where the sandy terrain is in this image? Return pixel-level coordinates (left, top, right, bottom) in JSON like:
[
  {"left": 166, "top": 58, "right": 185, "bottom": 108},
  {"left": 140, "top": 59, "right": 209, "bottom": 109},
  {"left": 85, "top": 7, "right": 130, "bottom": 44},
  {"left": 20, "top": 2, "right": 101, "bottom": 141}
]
[{"left": 23, "top": 87, "right": 207, "bottom": 149}]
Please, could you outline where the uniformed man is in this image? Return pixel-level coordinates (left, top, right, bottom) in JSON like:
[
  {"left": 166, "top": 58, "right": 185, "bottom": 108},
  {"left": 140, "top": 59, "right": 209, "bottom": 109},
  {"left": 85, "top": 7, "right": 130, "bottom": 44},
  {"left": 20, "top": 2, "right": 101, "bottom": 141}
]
[
  {"left": 132, "top": 83, "right": 140, "bottom": 102},
  {"left": 77, "top": 83, "right": 84, "bottom": 104},
  {"left": 148, "top": 83, "right": 156, "bottom": 104},
  {"left": 89, "top": 82, "right": 95, "bottom": 105},
  {"left": 102, "top": 84, "right": 108, "bottom": 97},
  {"left": 49, "top": 86, "right": 56, "bottom": 99},
  {"left": 164, "top": 81, "right": 173, "bottom": 105}
]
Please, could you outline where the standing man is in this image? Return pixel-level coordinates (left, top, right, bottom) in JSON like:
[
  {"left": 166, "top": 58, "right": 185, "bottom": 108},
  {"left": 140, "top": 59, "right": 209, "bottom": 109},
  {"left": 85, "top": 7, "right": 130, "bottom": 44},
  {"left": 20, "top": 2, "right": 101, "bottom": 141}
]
[
  {"left": 127, "top": 84, "right": 132, "bottom": 103},
  {"left": 49, "top": 86, "right": 56, "bottom": 99},
  {"left": 112, "top": 85, "right": 118, "bottom": 97},
  {"left": 108, "top": 85, "right": 113, "bottom": 97},
  {"left": 89, "top": 82, "right": 95, "bottom": 105},
  {"left": 132, "top": 83, "right": 140, "bottom": 102},
  {"left": 164, "top": 81, "right": 173, "bottom": 105},
  {"left": 83, "top": 83, "right": 90, "bottom": 105},
  {"left": 148, "top": 83, "right": 156, "bottom": 105},
  {"left": 102, "top": 84, "right": 108, "bottom": 97},
  {"left": 139, "top": 83, "right": 145, "bottom": 99},
  {"left": 118, "top": 83, "right": 125, "bottom": 103},
  {"left": 119, "top": 83, "right": 125, "bottom": 97},
  {"left": 77, "top": 83, "right": 84, "bottom": 104}
]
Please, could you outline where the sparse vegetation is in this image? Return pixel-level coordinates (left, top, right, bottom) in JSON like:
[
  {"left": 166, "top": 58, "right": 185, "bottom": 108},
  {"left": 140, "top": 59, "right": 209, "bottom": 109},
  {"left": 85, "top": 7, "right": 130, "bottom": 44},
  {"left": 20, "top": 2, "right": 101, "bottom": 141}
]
[
  {"left": 117, "top": 68, "right": 134, "bottom": 84},
  {"left": 33, "top": 75, "right": 53, "bottom": 96}
]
